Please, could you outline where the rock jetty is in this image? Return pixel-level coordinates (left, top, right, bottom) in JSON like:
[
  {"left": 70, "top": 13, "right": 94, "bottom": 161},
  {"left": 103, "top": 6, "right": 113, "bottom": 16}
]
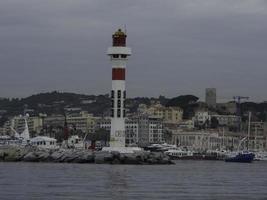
[{"left": 0, "top": 147, "right": 173, "bottom": 165}]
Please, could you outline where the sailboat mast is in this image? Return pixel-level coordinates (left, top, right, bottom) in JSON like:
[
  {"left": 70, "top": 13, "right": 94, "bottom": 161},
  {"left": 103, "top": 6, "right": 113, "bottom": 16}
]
[
  {"left": 222, "top": 127, "right": 225, "bottom": 149},
  {"left": 247, "top": 112, "right": 251, "bottom": 150}
]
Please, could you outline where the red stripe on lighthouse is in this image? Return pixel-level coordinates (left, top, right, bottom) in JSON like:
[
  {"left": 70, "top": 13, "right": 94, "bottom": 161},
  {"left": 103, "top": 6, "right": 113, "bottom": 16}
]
[{"left": 112, "top": 68, "right": 125, "bottom": 80}]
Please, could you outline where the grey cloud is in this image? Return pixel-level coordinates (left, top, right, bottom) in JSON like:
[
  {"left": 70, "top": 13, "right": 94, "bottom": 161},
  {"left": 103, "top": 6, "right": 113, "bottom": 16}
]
[{"left": 0, "top": 0, "right": 266, "bottom": 102}]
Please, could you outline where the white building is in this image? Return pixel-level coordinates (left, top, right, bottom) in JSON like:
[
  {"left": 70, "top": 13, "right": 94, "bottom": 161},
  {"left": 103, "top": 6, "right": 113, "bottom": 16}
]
[
  {"left": 10, "top": 115, "right": 43, "bottom": 136},
  {"left": 194, "top": 111, "right": 210, "bottom": 127},
  {"left": 148, "top": 116, "right": 164, "bottom": 144},
  {"left": 98, "top": 115, "right": 164, "bottom": 147},
  {"left": 99, "top": 117, "right": 139, "bottom": 146},
  {"left": 67, "top": 111, "right": 97, "bottom": 134},
  {"left": 30, "top": 136, "right": 57, "bottom": 149},
  {"left": 125, "top": 118, "right": 139, "bottom": 145},
  {"left": 177, "top": 120, "right": 195, "bottom": 130},
  {"left": 0, "top": 127, "right": 7, "bottom": 135},
  {"left": 147, "top": 104, "right": 183, "bottom": 124},
  {"left": 211, "top": 114, "right": 239, "bottom": 127},
  {"left": 171, "top": 130, "right": 240, "bottom": 151},
  {"left": 248, "top": 121, "right": 267, "bottom": 151},
  {"left": 43, "top": 115, "right": 65, "bottom": 127}
]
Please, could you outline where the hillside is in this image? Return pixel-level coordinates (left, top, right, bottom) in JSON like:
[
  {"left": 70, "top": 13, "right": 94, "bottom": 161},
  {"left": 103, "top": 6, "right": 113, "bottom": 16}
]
[{"left": 0, "top": 92, "right": 266, "bottom": 126}]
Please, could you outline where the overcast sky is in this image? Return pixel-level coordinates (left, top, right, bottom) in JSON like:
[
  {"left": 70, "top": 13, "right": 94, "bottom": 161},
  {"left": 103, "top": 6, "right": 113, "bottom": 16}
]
[{"left": 0, "top": 0, "right": 266, "bottom": 102}]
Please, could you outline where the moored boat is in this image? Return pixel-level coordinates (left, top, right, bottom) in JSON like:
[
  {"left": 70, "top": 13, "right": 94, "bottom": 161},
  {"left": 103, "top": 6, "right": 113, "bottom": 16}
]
[
  {"left": 225, "top": 112, "right": 255, "bottom": 163},
  {"left": 164, "top": 149, "right": 194, "bottom": 160},
  {"left": 254, "top": 152, "right": 267, "bottom": 161},
  {"left": 225, "top": 151, "right": 255, "bottom": 163}
]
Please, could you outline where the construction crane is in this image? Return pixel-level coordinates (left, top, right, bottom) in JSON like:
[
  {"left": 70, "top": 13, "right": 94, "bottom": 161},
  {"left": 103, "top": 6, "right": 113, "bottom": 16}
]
[{"left": 233, "top": 96, "right": 249, "bottom": 132}]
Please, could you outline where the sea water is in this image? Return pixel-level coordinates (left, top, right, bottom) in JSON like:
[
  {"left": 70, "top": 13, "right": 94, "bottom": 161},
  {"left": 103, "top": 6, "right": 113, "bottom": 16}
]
[{"left": 0, "top": 161, "right": 267, "bottom": 200}]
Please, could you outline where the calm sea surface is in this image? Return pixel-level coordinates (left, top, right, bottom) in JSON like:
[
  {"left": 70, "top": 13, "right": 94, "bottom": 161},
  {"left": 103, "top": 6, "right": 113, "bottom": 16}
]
[{"left": 0, "top": 161, "right": 267, "bottom": 200}]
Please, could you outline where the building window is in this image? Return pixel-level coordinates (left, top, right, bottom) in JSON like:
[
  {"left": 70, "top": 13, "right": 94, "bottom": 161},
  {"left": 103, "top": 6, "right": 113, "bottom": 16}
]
[
  {"left": 111, "top": 100, "right": 114, "bottom": 108},
  {"left": 123, "top": 100, "right": 126, "bottom": 108},
  {"left": 118, "top": 90, "right": 121, "bottom": 98},
  {"left": 113, "top": 54, "right": 119, "bottom": 58},
  {"left": 117, "top": 109, "right": 121, "bottom": 118},
  {"left": 111, "top": 109, "right": 114, "bottom": 117},
  {"left": 111, "top": 90, "right": 114, "bottom": 98},
  {"left": 118, "top": 100, "right": 121, "bottom": 107},
  {"left": 123, "top": 91, "right": 126, "bottom": 99},
  {"left": 123, "top": 109, "right": 126, "bottom": 117},
  {"left": 121, "top": 55, "right": 127, "bottom": 58}
]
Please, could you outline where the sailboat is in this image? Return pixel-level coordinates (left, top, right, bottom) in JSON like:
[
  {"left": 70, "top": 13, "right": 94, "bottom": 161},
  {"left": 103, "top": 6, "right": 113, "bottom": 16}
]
[
  {"left": 9, "top": 116, "right": 31, "bottom": 146},
  {"left": 225, "top": 112, "right": 255, "bottom": 163},
  {"left": 10, "top": 115, "right": 58, "bottom": 149}
]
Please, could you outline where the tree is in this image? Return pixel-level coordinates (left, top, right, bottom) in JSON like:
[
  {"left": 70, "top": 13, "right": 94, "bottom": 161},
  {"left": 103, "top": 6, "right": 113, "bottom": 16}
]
[
  {"left": 0, "top": 116, "right": 8, "bottom": 127},
  {"left": 166, "top": 95, "right": 199, "bottom": 119},
  {"left": 210, "top": 117, "right": 219, "bottom": 129},
  {"left": 166, "top": 95, "right": 199, "bottom": 108}
]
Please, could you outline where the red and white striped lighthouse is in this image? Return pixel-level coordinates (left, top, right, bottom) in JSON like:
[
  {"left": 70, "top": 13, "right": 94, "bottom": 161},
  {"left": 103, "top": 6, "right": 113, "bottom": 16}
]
[{"left": 107, "top": 29, "right": 131, "bottom": 147}]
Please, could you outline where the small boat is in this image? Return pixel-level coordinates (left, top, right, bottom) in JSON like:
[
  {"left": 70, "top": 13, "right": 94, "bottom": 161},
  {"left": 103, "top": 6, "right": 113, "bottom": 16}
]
[
  {"left": 165, "top": 149, "right": 227, "bottom": 160},
  {"left": 225, "top": 151, "right": 255, "bottom": 163},
  {"left": 164, "top": 148, "right": 194, "bottom": 160},
  {"left": 205, "top": 150, "right": 228, "bottom": 160},
  {"left": 1, "top": 116, "right": 31, "bottom": 147},
  {"left": 254, "top": 152, "right": 267, "bottom": 161},
  {"left": 67, "top": 135, "right": 84, "bottom": 149},
  {"left": 144, "top": 143, "right": 177, "bottom": 152}
]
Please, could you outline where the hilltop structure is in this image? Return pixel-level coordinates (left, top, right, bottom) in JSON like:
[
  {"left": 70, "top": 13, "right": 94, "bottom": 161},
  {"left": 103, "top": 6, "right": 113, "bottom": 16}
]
[{"left": 205, "top": 88, "right": 216, "bottom": 108}]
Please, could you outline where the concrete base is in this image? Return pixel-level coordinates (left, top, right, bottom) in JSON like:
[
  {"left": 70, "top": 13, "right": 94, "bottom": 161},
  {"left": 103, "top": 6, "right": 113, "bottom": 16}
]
[{"left": 102, "top": 147, "right": 142, "bottom": 154}]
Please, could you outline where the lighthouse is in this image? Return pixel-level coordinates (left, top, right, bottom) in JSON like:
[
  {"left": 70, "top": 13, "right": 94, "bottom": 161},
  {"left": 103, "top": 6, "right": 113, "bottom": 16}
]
[{"left": 107, "top": 29, "right": 131, "bottom": 147}]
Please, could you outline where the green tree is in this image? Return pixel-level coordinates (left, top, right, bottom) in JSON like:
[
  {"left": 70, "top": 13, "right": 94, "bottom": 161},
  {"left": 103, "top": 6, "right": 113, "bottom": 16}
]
[{"left": 210, "top": 117, "right": 219, "bottom": 129}]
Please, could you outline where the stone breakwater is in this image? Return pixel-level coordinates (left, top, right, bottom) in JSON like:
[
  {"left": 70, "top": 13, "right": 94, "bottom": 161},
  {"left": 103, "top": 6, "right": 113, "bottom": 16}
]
[{"left": 0, "top": 147, "right": 174, "bottom": 165}]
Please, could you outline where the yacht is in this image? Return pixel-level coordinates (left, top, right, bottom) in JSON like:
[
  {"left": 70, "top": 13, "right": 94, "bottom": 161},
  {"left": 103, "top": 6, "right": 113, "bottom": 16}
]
[
  {"left": 10, "top": 117, "right": 30, "bottom": 145},
  {"left": 254, "top": 152, "right": 267, "bottom": 161},
  {"left": 225, "top": 151, "right": 255, "bottom": 163},
  {"left": 164, "top": 148, "right": 194, "bottom": 159},
  {"left": 145, "top": 143, "right": 177, "bottom": 152},
  {"left": 3, "top": 115, "right": 58, "bottom": 149},
  {"left": 205, "top": 149, "right": 228, "bottom": 160},
  {"left": 225, "top": 112, "right": 255, "bottom": 163},
  {"left": 66, "top": 135, "right": 84, "bottom": 149}
]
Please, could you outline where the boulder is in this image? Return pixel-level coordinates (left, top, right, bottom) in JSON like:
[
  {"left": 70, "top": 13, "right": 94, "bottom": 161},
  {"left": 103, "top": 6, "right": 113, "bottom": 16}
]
[
  {"left": 50, "top": 150, "right": 64, "bottom": 162},
  {"left": 95, "top": 151, "right": 113, "bottom": 164},
  {"left": 70, "top": 150, "right": 94, "bottom": 163},
  {"left": 111, "top": 158, "right": 121, "bottom": 164},
  {"left": 111, "top": 151, "right": 120, "bottom": 160},
  {"left": 3, "top": 148, "right": 24, "bottom": 162},
  {"left": 0, "top": 146, "right": 173, "bottom": 165},
  {"left": 81, "top": 151, "right": 94, "bottom": 163},
  {"left": 23, "top": 152, "right": 39, "bottom": 162},
  {"left": 0, "top": 150, "right": 8, "bottom": 161},
  {"left": 60, "top": 150, "right": 77, "bottom": 162},
  {"left": 36, "top": 151, "right": 51, "bottom": 162},
  {"left": 121, "top": 153, "right": 141, "bottom": 164}
]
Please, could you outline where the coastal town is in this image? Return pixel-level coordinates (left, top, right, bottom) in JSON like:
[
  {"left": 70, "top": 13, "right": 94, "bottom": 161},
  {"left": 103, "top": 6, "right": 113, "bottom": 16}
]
[
  {"left": 0, "top": 89, "right": 266, "bottom": 161},
  {"left": 0, "top": 29, "right": 267, "bottom": 163},
  {"left": 1, "top": 1, "right": 267, "bottom": 199}
]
